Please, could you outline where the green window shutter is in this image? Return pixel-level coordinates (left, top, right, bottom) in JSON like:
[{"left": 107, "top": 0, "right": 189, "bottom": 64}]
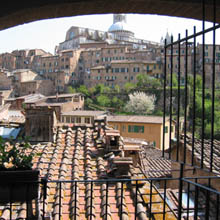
[
  {"left": 128, "top": 125, "right": 131, "bottom": 132},
  {"left": 134, "top": 125, "right": 139, "bottom": 133}
]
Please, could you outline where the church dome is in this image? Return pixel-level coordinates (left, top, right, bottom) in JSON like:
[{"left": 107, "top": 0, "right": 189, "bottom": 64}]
[{"left": 108, "top": 21, "right": 133, "bottom": 33}]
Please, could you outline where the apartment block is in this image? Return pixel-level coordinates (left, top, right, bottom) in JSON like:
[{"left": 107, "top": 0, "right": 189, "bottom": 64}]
[{"left": 84, "top": 59, "right": 163, "bottom": 88}]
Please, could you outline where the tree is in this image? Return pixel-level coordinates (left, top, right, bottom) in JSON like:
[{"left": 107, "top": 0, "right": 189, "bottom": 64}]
[
  {"left": 96, "top": 95, "right": 111, "bottom": 107},
  {"left": 137, "top": 74, "right": 162, "bottom": 88},
  {"left": 66, "top": 86, "right": 76, "bottom": 94},
  {"left": 77, "top": 85, "right": 89, "bottom": 96},
  {"left": 124, "top": 82, "right": 136, "bottom": 93},
  {"left": 124, "top": 91, "right": 156, "bottom": 114},
  {"left": 188, "top": 74, "right": 202, "bottom": 90},
  {"left": 114, "top": 85, "right": 120, "bottom": 93}
]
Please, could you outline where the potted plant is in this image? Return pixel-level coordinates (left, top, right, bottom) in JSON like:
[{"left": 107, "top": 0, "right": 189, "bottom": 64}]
[{"left": 0, "top": 136, "right": 39, "bottom": 203}]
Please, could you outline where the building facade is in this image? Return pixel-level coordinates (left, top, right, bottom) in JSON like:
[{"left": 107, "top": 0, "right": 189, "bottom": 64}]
[{"left": 107, "top": 115, "right": 175, "bottom": 150}]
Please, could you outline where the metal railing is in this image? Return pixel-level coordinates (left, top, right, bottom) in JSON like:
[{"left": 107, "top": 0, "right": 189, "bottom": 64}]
[
  {"left": 0, "top": 174, "right": 219, "bottom": 219},
  {"left": 162, "top": 0, "right": 220, "bottom": 172}
]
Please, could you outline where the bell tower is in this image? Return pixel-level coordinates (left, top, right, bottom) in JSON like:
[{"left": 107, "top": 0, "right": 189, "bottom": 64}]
[{"left": 113, "top": 14, "right": 127, "bottom": 24}]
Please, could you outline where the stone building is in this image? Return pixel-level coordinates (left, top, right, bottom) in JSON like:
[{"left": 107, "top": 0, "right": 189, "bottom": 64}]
[
  {"left": 84, "top": 59, "right": 162, "bottom": 88},
  {"left": 25, "top": 106, "right": 56, "bottom": 142},
  {"left": 25, "top": 93, "right": 84, "bottom": 142},
  {"left": 20, "top": 79, "right": 54, "bottom": 96},
  {"left": 56, "top": 14, "right": 160, "bottom": 53},
  {"left": 0, "top": 70, "right": 12, "bottom": 90},
  {"left": 0, "top": 53, "right": 16, "bottom": 71},
  {"left": 165, "top": 42, "right": 194, "bottom": 85},
  {"left": 0, "top": 49, "right": 51, "bottom": 72},
  {"left": 196, "top": 43, "right": 220, "bottom": 87},
  {"left": 107, "top": 115, "right": 175, "bottom": 150}
]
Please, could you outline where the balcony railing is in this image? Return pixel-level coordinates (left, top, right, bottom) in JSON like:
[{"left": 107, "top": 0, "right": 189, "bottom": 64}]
[
  {"left": 162, "top": 0, "right": 220, "bottom": 173},
  {"left": 0, "top": 174, "right": 219, "bottom": 220}
]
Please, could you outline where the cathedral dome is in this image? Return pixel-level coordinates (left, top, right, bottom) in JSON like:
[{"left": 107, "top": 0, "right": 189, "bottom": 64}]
[{"left": 108, "top": 21, "right": 133, "bottom": 33}]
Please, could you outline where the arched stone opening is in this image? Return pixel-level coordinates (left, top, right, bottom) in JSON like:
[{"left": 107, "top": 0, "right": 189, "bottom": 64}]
[{"left": 0, "top": 0, "right": 219, "bottom": 31}]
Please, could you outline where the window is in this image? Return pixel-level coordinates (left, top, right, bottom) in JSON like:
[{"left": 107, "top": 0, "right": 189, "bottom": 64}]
[
  {"left": 114, "top": 125, "right": 118, "bottom": 130},
  {"left": 128, "top": 125, "right": 144, "bottom": 133},
  {"left": 85, "top": 117, "right": 90, "bottom": 124},
  {"left": 76, "top": 117, "right": 81, "bottom": 123},
  {"left": 122, "top": 125, "right": 126, "bottom": 132},
  {"left": 165, "top": 126, "right": 168, "bottom": 133},
  {"left": 121, "top": 68, "right": 125, "bottom": 72},
  {"left": 66, "top": 116, "right": 71, "bottom": 123},
  {"left": 133, "top": 67, "right": 140, "bottom": 73},
  {"left": 71, "top": 117, "right": 75, "bottom": 123}
]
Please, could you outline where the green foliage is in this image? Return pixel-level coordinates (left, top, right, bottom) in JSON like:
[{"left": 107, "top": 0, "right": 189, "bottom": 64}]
[
  {"left": 124, "top": 82, "right": 136, "bottom": 93},
  {"left": 66, "top": 86, "right": 76, "bottom": 94},
  {"left": 0, "top": 137, "right": 36, "bottom": 171},
  {"left": 77, "top": 85, "right": 89, "bottom": 96},
  {"left": 137, "top": 74, "right": 162, "bottom": 89},
  {"left": 114, "top": 85, "right": 120, "bottom": 93},
  {"left": 85, "top": 97, "right": 93, "bottom": 106},
  {"left": 96, "top": 95, "right": 111, "bottom": 107},
  {"left": 188, "top": 74, "right": 202, "bottom": 90},
  {"left": 188, "top": 87, "right": 220, "bottom": 140}
]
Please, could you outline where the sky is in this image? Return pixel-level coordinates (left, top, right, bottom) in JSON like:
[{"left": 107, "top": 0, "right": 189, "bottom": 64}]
[{"left": 0, "top": 13, "right": 217, "bottom": 55}]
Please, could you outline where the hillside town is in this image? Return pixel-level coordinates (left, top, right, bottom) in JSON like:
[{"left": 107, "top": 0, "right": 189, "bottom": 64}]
[{"left": 0, "top": 13, "right": 219, "bottom": 220}]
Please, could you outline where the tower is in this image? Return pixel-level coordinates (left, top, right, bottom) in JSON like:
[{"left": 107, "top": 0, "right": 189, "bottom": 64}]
[{"left": 113, "top": 14, "right": 127, "bottom": 24}]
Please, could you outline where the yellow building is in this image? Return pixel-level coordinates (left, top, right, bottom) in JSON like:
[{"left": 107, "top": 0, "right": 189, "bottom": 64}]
[{"left": 107, "top": 115, "right": 175, "bottom": 150}]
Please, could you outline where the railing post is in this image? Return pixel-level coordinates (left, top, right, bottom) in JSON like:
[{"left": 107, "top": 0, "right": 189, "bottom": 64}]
[
  {"left": 41, "top": 177, "right": 48, "bottom": 220},
  {"left": 178, "top": 163, "right": 184, "bottom": 220}
]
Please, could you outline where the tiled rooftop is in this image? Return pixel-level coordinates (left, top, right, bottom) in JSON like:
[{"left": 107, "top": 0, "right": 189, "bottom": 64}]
[
  {"left": 139, "top": 146, "right": 171, "bottom": 178},
  {"left": 107, "top": 115, "right": 167, "bottom": 124},
  {"left": 0, "top": 125, "right": 177, "bottom": 220},
  {"left": 182, "top": 135, "right": 220, "bottom": 175}
]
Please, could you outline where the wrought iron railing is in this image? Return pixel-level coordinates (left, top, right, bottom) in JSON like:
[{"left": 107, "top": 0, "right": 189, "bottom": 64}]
[
  {"left": 162, "top": 0, "right": 220, "bottom": 172},
  {"left": 0, "top": 175, "right": 219, "bottom": 219}
]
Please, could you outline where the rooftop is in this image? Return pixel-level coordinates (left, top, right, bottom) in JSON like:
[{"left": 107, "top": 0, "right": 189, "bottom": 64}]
[
  {"left": 107, "top": 115, "right": 166, "bottom": 124},
  {"left": 62, "top": 110, "right": 107, "bottom": 117},
  {"left": 181, "top": 135, "right": 220, "bottom": 176},
  {"left": 0, "top": 125, "right": 176, "bottom": 219}
]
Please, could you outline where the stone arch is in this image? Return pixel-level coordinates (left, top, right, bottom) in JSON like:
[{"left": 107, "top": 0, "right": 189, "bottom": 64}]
[{"left": 0, "top": 1, "right": 219, "bottom": 31}]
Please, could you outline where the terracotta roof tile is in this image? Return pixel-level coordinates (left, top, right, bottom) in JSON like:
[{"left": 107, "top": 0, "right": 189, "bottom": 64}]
[
  {"left": 0, "top": 125, "right": 176, "bottom": 220},
  {"left": 182, "top": 135, "right": 220, "bottom": 175},
  {"left": 139, "top": 146, "right": 171, "bottom": 178}
]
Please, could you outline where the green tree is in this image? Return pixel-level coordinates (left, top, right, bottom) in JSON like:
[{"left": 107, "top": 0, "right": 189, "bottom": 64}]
[
  {"left": 188, "top": 74, "right": 202, "bottom": 90},
  {"left": 66, "top": 86, "right": 76, "bottom": 94},
  {"left": 97, "top": 95, "right": 111, "bottom": 107},
  {"left": 85, "top": 97, "right": 93, "bottom": 107},
  {"left": 124, "top": 82, "right": 136, "bottom": 93},
  {"left": 114, "top": 85, "right": 120, "bottom": 93},
  {"left": 137, "top": 74, "right": 162, "bottom": 88},
  {"left": 167, "top": 73, "right": 178, "bottom": 87},
  {"left": 77, "top": 85, "right": 89, "bottom": 96}
]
